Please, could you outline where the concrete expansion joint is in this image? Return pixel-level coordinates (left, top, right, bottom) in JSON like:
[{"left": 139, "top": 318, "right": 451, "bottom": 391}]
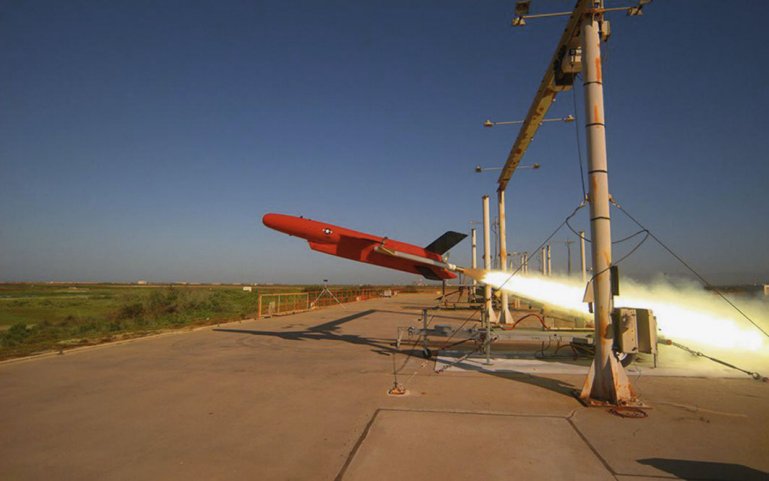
[
  {"left": 379, "top": 407, "right": 572, "bottom": 420},
  {"left": 334, "top": 408, "right": 382, "bottom": 481},
  {"left": 337, "top": 406, "right": 620, "bottom": 481},
  {"left": 565, "top": 415, "right": 618, "bottom": 478}
]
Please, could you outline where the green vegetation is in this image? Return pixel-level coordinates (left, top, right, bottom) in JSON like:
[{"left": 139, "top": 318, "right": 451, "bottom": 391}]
[
  {"left": 0, "top": 283, "right": 287, "bottom": 359},
  {"left": 0, "top": 283, "right": 415, "bottom": 360}
]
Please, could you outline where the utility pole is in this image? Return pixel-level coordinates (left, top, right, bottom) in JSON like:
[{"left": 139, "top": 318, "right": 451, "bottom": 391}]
[
  {"left": 470, "top": 228, "right": 477, "bottom": 288},
  {"left": 546, "top": 244, "right": 552, "bottom": 276},
  {"left": 565, "top": 239, "right": 574, "bottom": 276},
  {"left": 500, "top": 0, "right": 648, "bottom": 405},
  {"left": 497, "top": 190, "right": 512, "bottom": 323},
  {"left": 579, "top": 231, "right": 587, "bottom": 283},
  {"left": 482, "top": 196, "right": 497, "bottom": 325},
  {"left": 578, "top": 5, "right": 635, "bottom": 404}
]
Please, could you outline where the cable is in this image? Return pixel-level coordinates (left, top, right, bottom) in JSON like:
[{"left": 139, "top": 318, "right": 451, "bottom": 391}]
[
  {"left": 571, "top": 86, "right": 588, "bottom": 200},
  {"left": 390, "top": 314, "right": 436, "bottom": 393},
  {"left": 498, "top": 201, "right": 645, "bottom": 296},
  {"left": 393, "top": 308, "right": 481, "bottom": 388},
  {"left": 565, "top": 214, "right": 648, "bottom": 246},
  {"left": 667, "top": 340, "right": 765, "bottom": 381},
  {"left": 613, "top": 229, "right": 649, "bottom": 245},
  {"left": 423, "top": 309, "right": 483, "bottom": 375},
  {"left": 395, "top": 311, "right": 435, "bottom": 373},
  {"left": 611, "top": 199, "right": 769, "bottom": 340},
  {"left": 580, "top": 229, "right": 650, "bottom": 301},
  {"left": 565, "top": 216, "right": 590, "bottom": 242},
  {"left": 440, "top": 309, "right": 480, "bottom": 346},
  {"left": 612, "top": 231, "right": 650, "bottom": 266},
  {"left": 434, "top": 345, "right": 482, "bottom": 374},
  {"left": 496, "top": 202, "right": 587, "bottom": 292}
]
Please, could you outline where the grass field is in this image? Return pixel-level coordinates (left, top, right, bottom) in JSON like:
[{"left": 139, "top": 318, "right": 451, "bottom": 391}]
[{"left": 0, "top": 283, "right": 398, "bottom": 360}]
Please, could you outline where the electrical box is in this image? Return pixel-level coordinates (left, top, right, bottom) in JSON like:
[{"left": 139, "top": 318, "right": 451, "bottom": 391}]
[
  {"left": 553, "top": 44, "right": 581, "bottom": 90},
  {"left": 635, "top": 308, "right": 658, "bottom": 355},
  {"left": 560, "top": 47, "right": 582, "bottom": 73},
  {"left": 612, "top": 308, "right": 639, "bottom": 354},
  {"left": 612, "top": 307, "right": 657, "bottom": 355}
]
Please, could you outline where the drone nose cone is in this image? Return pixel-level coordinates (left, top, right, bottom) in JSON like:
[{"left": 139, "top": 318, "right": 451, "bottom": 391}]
[
  {"left": 263, "top": 213, "right": 295, "bottom": 234},
  {"left": 262, "top": 213, "right": 277, "bottom": 227},
  {"left": 263, "top": 212, "right": 345, "bottom": 245}
]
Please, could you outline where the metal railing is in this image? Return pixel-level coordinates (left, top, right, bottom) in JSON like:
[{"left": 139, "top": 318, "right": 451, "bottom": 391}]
[{"left": 256, "top": 288, "right": 382, "bottom": 318}]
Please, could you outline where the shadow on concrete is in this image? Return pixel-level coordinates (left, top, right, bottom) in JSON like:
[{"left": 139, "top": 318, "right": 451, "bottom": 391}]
[
  {"left": 217, "top": 309, "right": 580, "bottom": 400},
  {"left": 376, "top": 308, "right": 482, "bottom": 324},
  {"left": 214, "top": 310, "right": 401, "bottom": 357},
  {"left": 450, "top": 359, "right": 580, "bottom": 398},
  {"left": 637, "top": 458, "right": 768, "bottom": 481}
]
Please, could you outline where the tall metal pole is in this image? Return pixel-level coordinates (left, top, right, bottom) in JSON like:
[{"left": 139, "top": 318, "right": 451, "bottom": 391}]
[
  {"left": 579, "top": 7, "right": 635, "bottom": 404},
  {"left": 493, "top": 217, "right": 500, "bottom": 269},
  {"left": 565, "top": 239, "right": 574, "bottom": 276},
  {"left": 497, "top": 190, "right": 512, "bottom": 323},
  {"left": 546, "top": 245, "right": 552, "bottom": 276},
  {"left": 579, "top": 230, "right": 587, "bottom": 283},
  {"left": 482, "top": 196, "right": 497, "bottom": 324},
  {"left": 471, "top": 228, "right": 478, "bottom": 288}
]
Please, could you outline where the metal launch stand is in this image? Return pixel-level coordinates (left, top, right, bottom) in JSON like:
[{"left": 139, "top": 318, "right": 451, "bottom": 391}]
[
  {"left": 311, "top": 279, "right": 342, "bottom": 308},
  {"left": 396, "top": 307, "right": 659, "bottom": 370}
]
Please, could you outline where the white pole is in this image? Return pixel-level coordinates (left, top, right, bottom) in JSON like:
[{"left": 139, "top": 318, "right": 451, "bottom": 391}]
[
  {"left": 497, "top": 190, "right": 512, "bottom": 324},
  {"left": 580, "top": 230, "right": 587, "bottom": 284},
  {"left": 471, "top": 228, "right": 477, "bottom": 287},
  {"left": 579, "top": 8, "right": 635, "bottom": 404},
  {"left": 546, "top": 244, "right": 552, "bottom": 276},
  {"left": 482, "top": 196, "right": 497, "bottom": 324}
]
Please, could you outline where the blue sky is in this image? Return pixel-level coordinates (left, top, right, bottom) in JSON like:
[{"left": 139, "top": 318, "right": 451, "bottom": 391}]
[{"left": 1, "top": 0, "right": 767, "bottom": 284}]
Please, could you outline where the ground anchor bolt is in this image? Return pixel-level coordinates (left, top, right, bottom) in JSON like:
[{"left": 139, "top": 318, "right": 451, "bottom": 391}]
[{"left": 387, "top": 383, "right": 407, "bottom": 396}]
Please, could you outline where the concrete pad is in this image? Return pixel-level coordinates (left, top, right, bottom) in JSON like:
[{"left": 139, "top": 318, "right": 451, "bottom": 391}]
[
  {"left": 340, "top": 409, "right": 614, "bottom": 481},
  {"left": 570, "top": 377, "right": 769, "bottom": 480},
  {"left": 1, "top": 294, "right": 767, "bottom": 480}
]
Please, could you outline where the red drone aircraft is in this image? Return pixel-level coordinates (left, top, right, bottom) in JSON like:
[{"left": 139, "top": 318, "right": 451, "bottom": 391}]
[{"left": 263, "top": 213, "right": 467, "bottom": 280}]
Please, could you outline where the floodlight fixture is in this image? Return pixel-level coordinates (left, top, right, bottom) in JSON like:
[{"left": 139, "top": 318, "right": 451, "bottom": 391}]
[
  {"left": 628, "top": 0, "right": 652, "bottom": 16},
  {"left": 515, "top": 0, "right": 531, "bottom": 17},
  {"left": 475, "top": 163, "right": 540, "bottom": 173},
  {"left": 484, "top": 115, "right": 574, "bottom": 128}
]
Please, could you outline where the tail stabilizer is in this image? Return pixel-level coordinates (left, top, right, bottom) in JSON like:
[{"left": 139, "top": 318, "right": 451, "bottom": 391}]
[{"left": 425, "top": 231, "right": 467, "bottom": 255}]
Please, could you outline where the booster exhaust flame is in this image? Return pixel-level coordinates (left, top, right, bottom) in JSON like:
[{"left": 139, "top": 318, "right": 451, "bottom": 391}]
[{"left": 481, "top": 271, "right": 767, "bottom": 353}]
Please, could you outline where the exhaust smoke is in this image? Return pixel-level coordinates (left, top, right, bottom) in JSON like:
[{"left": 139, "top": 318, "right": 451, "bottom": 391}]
[{"left": 481, "top": 271, "right": 768, "bottom": 356}]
